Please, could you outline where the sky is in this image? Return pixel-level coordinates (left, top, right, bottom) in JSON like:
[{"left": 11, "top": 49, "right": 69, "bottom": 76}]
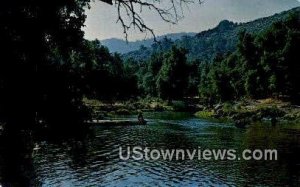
[{"left": 84, "top": 0, "right": 300, "bottom": 41}]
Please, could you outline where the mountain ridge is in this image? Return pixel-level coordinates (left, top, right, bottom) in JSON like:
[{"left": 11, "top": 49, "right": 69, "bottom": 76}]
[
  {"left": 101, "top": 32, "right": 196, "bottom": 54},
  {"left": 122, "top": 7, "right": 300, "bottom": 62}
]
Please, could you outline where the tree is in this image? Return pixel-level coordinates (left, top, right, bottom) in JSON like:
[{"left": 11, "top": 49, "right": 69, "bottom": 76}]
[
  {"left": 186, "top": 59, "right": 201, "bottom": 97},
  {"left": 107, "top": 0, "right": 201, "bottom": 39},
  {"left": 0, "top": 0, "right": 92, "bottom": 131},
  {"left": 138, "top": 53, "right": 163, "bottom": 96},
  {"left": 0, "top": 0, "right": 200, "bottom": 132},
  {"left": 156, "top": 46, "right": 189, "bottom": 100},
  {"left": 280, "top": 14, "right": 300, "bottom": 103},
  {"left": 197, "top": 13, "right": 300, "bottom": 102}
]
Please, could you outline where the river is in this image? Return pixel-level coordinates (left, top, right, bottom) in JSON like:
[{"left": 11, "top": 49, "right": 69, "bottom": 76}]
[{"left": 1, "top": 112, "right": 300, "bottom": 186}]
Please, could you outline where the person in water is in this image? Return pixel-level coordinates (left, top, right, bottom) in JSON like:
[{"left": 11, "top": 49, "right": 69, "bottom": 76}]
[{"left": 138, "top": 112, "right": 145, "bottom": 124}]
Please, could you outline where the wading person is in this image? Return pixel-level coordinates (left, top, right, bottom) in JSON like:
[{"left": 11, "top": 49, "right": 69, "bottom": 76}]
[{"left": 138, "top": 112, "right": 146, "bottom": 125}]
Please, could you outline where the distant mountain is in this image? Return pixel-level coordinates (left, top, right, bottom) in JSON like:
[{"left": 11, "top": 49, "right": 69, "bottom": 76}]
[
  {"left": 101, "top": 32, "right": 196, "bottom": 54},
  {"left": 123, "top": 7, "right": 300, "bottom": 62}
]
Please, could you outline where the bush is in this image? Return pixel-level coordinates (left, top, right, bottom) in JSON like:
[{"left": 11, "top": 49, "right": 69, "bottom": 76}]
[
  {"left": 223, "top": 102, "right": 234, "bottom": 114},
  {"left": 194, "top": 111, "right": 215, "bottom": 119}
]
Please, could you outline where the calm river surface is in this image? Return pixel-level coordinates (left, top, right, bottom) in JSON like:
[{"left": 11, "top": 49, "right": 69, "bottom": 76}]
[{"left": 2, "top": 112, "right": 300, "bottom": 186}]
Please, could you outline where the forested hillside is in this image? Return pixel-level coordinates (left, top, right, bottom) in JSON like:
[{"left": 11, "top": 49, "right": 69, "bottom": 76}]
[
  {"left": 83, "top": 11, "right": 299, "bottom": 105},
  {"left": 124, "top": 7, "right": 300, "bottom": 62}
]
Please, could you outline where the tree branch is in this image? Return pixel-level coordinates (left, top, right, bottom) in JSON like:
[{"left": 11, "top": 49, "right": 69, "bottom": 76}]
[{"left": 99, "top": 0, "right": 202, "bottom": 41}]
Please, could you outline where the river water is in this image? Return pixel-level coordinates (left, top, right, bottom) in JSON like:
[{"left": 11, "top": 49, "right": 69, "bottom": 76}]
[{"left": 1, "top": 112, "right": 300, "bottom": 186}]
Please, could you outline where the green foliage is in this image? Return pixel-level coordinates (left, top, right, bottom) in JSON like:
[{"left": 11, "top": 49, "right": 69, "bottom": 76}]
[
  {"left": 156, "top": 46, "right": 189, "bottom": 100},
  {"left": 128, "top": 45, "right": 198, "bottom": 100},
  {"left": 198, "top": 13, "right": 300, "bottom": 103},
  {"left": 194, "top": 111, "right": 215, "bottom": 119},
  {"left": 83, "top": 40, "right": 139, "bottom": 101},
  {"left": 119, "top": 9, "right": 299, "bottom": 104},
  {"left": 87, "top": 10, "right": 299, "bottom": 106},
  {"left": 137, "top": 53, "right": 163, "bottom": 96},
  {"left": 79, "top": 8, "right": 299, "bottom": 106}
]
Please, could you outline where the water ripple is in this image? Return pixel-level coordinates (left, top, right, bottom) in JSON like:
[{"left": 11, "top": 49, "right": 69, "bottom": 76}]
[{"left": 28, "top": 114, "right": 300, "bottom": 186}]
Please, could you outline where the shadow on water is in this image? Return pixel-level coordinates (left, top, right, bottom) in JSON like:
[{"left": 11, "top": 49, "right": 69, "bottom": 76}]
[
  {"left": 0, "top": 122, "right": 92, "bottom": 186},
  {"left": 239, "top": 123, "right": 300, "bottom": 186},
  {"left": 0, "top": 131, "right": 37, "bottom": 186}
]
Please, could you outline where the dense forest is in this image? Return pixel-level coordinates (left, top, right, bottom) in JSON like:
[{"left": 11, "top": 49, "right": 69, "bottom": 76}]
[
  {"left": 84, "top": 12, "right": 299, "bottom": 105},
  {"left": 198, "top": 14, "right": 300, "bottom": 103}
]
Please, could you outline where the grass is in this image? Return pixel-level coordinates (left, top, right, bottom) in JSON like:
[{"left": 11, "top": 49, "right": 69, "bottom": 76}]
[{"left": 194, "top": 111, "right": 215, "bottom": 119}]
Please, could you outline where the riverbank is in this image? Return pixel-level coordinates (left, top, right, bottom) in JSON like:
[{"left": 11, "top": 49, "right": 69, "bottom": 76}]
[
  {"left": 83, "top": 97, "right": 187, "bottom": 118},
  {"left": 83, "top": 98, "right": 300, "bottom": 126},
  {"left": 196, "top": 98, "right": 300, "bottom": 125}
]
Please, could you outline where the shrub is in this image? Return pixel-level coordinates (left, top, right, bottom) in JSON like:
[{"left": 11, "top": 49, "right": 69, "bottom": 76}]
[{"left": 194, "top": 111, "right": 215, "bottom": 119}]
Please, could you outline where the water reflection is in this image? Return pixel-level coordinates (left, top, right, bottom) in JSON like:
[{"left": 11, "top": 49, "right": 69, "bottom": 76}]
[
  {"left": 1, "top": 113, "right": 299, "bottom": 186},
  {"left": 0, "top": 131, "right": 38, "bottom": 186}
]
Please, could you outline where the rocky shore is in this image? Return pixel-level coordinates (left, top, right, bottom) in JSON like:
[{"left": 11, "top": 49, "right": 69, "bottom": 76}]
[
  {"left": 195, "top": 98, "right": 300, "bottom": 127},
  {"left": 83, "top": 98, "right": 300, "bottom": 127}
]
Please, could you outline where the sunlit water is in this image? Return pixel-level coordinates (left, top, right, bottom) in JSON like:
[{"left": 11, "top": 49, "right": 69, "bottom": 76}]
[{"left": 1, "top": 112, "right": 300, "bottom": 186}]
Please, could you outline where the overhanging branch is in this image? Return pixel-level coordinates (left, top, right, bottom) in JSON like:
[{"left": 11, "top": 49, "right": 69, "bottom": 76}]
[{"left": 99, "top": 0, "right": 202, "bottom": 40}]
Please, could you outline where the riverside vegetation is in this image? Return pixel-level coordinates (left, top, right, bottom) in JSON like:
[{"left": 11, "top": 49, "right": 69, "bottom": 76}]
[
  {"left": 83, "top": 9, "right": 300, "bottom": 126},
  {"left": 0, "top": 5, "right": 299, "bottom": 133}
]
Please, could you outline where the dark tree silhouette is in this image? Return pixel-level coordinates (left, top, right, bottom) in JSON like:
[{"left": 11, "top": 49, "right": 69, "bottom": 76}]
[{"left": 0, "top": 0, "right": 200, "bottom": 132}]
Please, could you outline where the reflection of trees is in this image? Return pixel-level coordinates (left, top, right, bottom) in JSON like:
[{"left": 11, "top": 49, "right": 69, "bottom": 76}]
[
  {"left": 0, "top": 132, "right": 37, "bottom": 186},
  {"left": 183, "top": 122, "right": 300, "bottom": 186},
  {"left": 237, "top": 123, "right": 300, "bottom": 186}
]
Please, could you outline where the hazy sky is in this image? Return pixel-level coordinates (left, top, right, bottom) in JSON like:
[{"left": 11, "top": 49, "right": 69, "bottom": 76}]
[{"left": 84, "top": 0, "right": 300, "bottom": 41}]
